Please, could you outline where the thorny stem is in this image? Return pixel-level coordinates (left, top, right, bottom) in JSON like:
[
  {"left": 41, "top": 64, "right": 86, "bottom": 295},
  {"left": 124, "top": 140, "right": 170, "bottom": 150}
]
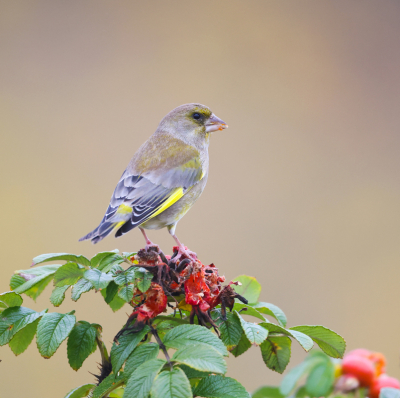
[
  {"left": 95, "top": 330, "right": 110, "bottom": 370},
  {"left": 150, "top": 324, "right": 173, "bottom": 371}
]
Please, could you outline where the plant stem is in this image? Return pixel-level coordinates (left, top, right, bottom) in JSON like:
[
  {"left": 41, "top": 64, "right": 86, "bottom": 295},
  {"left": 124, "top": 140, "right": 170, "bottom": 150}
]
[
  {"left": 150, "top": 325, "right": 173, "bottom": 371},
  {"left": 96, "top": 330, "right": 110, "bottom": 369}
]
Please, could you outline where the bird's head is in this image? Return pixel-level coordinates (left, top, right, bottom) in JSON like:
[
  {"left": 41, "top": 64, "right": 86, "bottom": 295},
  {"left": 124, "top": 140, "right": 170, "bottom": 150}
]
[{"left": 158, "top": 103, "right": 228, "bottom": 143}]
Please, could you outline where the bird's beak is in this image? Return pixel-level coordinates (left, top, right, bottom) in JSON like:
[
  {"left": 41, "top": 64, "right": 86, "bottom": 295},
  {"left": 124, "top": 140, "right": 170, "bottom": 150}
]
[{"left": 205, "top": 114, "right": 228, "bottom": 133}]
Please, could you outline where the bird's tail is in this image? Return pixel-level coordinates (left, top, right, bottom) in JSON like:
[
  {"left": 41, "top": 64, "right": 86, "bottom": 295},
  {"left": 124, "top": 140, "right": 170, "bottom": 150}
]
[{"left": 79, "top": 221, "right": 125, "bottom": 244}]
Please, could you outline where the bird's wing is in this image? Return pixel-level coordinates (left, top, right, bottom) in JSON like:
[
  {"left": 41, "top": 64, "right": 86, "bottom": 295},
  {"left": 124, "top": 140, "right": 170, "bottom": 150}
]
[{"left": 80, "top": 132, "right": 205, "bottom": 243}]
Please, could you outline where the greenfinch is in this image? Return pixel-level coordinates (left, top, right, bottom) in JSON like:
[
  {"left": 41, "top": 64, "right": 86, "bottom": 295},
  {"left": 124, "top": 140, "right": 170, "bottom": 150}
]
[{"left": 79, "top": 103, "right": 227, "bottom": 258}]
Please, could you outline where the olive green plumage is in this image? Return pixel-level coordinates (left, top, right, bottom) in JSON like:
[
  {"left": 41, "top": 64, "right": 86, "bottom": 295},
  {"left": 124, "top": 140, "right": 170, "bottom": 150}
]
[{"left": 79, "top": 103, "right": 227, "bottom": 249}]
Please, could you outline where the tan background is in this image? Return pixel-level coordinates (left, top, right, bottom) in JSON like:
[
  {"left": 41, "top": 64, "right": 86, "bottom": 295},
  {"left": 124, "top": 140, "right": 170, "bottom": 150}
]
[{"left": 1, "top": 1, "right": 400, "bottom": 396}]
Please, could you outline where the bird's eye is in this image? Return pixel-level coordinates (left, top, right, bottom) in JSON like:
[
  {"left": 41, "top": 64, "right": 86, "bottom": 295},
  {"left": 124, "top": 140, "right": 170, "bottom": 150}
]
[{"left": 192, "top": 113, "right": 201, "bottom": 120}]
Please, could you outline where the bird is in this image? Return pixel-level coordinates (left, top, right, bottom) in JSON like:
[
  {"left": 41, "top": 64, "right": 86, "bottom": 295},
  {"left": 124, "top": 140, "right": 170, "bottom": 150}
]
[{"left": 79, "top": 103, "right": 228, "bottom": 259}]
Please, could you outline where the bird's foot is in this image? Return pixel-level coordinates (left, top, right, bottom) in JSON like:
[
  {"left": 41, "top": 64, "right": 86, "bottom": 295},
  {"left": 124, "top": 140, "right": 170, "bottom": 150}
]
[
  {"left": 172, "top": 245, "right": 197, "bottom": 262},
  {"left": 144, "top": 242, "right": 161, "bottom": 253}
]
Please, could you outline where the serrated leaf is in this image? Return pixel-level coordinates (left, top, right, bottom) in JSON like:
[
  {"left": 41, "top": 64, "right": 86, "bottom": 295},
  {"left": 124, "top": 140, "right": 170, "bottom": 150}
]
[
  {"left": 64, "top": 384, "right": 95, "bottom": 398},
  {"left": 32, "top": 253, "right": 91, "bottom": 267},
  {"left": 233, "top": 303, "right": 265, "bottom": 321},
  {"left": 172, "top": 343, "right": 227, "bottom": 374},
  {"left": 236, "top": 312, "right": 268, "bottom": 345},
  {"left": 110, "top": 325, "right": 150, "bottom": 374},
  {"left": 100, "top": 288, "right": 126, "bottom": 311},
  {"left": 67, "top": 321, "right": 97, "bottom": 371},
  {"left": 0, "top": 306, "right": 46, "bottom": 345},
  {"left": 54, "top": 262, "right": 85, "bottom": 287},
  {"left": 90, "top": 250, "right": 119, "bottom": 267},
  {"left": 216, "top": 311, "right": 243, "bottom": 349},
  {"left": 289, "top": 325, "right": 346, "bottom": 358},
  {"left": 105, "top": 281, "right": 119, "bottom": 303},
  {"left": 151, "top": 367, "right": 192, "bottom": 398},
  {"left": 253, "top": 302, "right": 287, "bottom": 327},
  {"left": 118, "top": 283, "right": 134, "bottom": 302},
  {"left": 71, "top": 278, "right": 94, "bottom": 301},
  {"left": 179, "top": 364, "right": 212, "bottom": 379},
  {"left": 50, "top": 285, "right": 70, "bottom": 307},
  {"left": 280, "top": 352, "right": 327, "bottom": 395},
  {"left": 135, "top": 268, "right": 153, "bottom": 293},
  {"left": 36, "top": 312, "right": 76, "bottom": 358},
  {"left": 193, "top": 375, "right": 250, "bottom": 398},
  {"left": 96, "top": 253, "right": 124, "bottom": 273},
  {"left": 0, "top": 291, "right": 23, "bottom": 312},
  {"left": 260, "top": 336, "right": 291, "bottom": 374},
  {"left": 305, "top": 360, "right": 334, "bottom": 397},
  {"left": 232, "top": 275, "right": 261, "bottom": 304},
  {"left": 84, "top": 269, "right": 113, "bottom": 290},
  {"left": 381, "top": 388, "right": 400, "bottom": 398},
  {"left": 91, "top": 373, "right": 125, "bottom": 398},
  {"left": 124, "top": 358, "right": 166, "bottom": 398},
  {"left": 12, "top": 266, "right": 60, "bottom": 301},
  {"left": 260, "top": 322, "right": 313, "bottom": 352},
  {"left": 164, "top": 324, "right": 228, "bottom": 356},
  {"left": 252, "top": 386, "right": 284, "bottom": 398},
  {"left": 230, "top": 333, "right": 252, "bottom": 357},
  {"left": 114, "top": 269, "right": 135, "bottom": 286},
  {"left": 9, "top": 318, "right": 40, "bottom": 355},
  {"left": 124, "top": 342, "right": 160, "bottom": 378}
]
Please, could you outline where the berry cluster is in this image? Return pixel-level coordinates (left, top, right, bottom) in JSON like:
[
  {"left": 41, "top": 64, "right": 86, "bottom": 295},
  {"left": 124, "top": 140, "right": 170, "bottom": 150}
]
[{"left": 336, "top": 348, "right": 400, "bottom": 398}]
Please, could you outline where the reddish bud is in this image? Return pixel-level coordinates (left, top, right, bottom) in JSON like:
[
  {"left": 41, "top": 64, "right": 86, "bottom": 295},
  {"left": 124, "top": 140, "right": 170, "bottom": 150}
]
[
  {"left": 369, "top": 374, "right": 400, "bottom": 398},
  {"left": 342, "top": 354, "right": 376, "bottom": 387}
]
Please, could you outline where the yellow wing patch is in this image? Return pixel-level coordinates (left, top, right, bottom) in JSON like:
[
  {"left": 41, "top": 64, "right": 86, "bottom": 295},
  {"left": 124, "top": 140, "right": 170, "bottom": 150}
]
[
  {"left": 147, "top": 187, "right": 184, "bottom": 220},
  {"left": 116, "top": 204, "right": 133, "bottom": 214}
]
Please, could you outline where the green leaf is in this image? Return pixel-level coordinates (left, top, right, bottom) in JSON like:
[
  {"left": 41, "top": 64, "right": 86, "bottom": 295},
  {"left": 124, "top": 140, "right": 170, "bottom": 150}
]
[
  {"left": 163, "top": 324, "right": 228, "bottom": 356},
  {"left": 280, "top": 352, "right": 327, "bottom": 395},
  {"left": 36, "top": 312, "right": 76, "bottom": 358},
  {"left": 380, "top": 388, "right": 400, "bottom": 398},
  {"left": 125, "top": 342, "right": 160, "bottom": 378},
  {"left": 253, "top": 302, "right": 287, "bottom": 327},
  {"left": 236, "top": 312, "right": 268, "bottom": 345},
  {"left": 54, "top": 262, "right": 85, "bottom": 287},
  {"left": 67, "top": 321, "right": 97, "bottom": 370},
  {"left": 110, "top": 325, "right": 150, "bottom": 374},
  {"left": 178, "top": 364, "right": 212, "bottom": 379},
  {"left": 96, "top": 253, "right": 124, "bottom": 273},
  {"left": 9, "top": 318, "right": 40, "bottom": 355},
  {"left": 63, "top": 384, "right": 95, "bottom": 398},
  {"left": 50, "top": 285, "right": 70, "bottom": 307},
  {"left": 118, "top": 283, "right": 134, "bottom": 302},
  {"left": 92, "top": 373, "right": 125, "bottom": 398},
  {"left": 193, "top": 375, "right": 250, "bottom": 398},
  {"left": 105, "top": 281, "right": 119, "bottom": 303},
  {"left": 71, "top": 278, "right": 94, "bottom": 301},
  {"left": 0, "top": 291, "right": 23, "bottom": 312},
  {"left": 217, "top": 311, "right": 243, "bottom": 349},
  {"left": 230, "top": 333, "right": 252, "bottom": 357},
  {"left": 232, "top": 275, "right": 261, "bottom": 304},
  {"left": 12, "top": 265, "right": 60, "bottom": 300},
  {"left": 305, "top": 360, "right": 334, "bottom": 397},
  {"left": 135, "top": 268, "right": 153, "bottom": 293},
  {"left": 124, "top": 358, "right": 166, "bottom": 398},
  {"left": 289, "top": 326, "right": 346, "bottom": 358},
  {"left": 172, "top": 343, "right": 227, "bottom": 374},
  {"left": 260, "top": 322, "right": 314, "bottom": 352},
  {"left": 114, "top": 269, "right": 135, "bottom": 285},
  {"left": 84, "top": 269, "right": 113, "bottom": 290},
  {"left": 32, "top": 253, "right": 91, "bottom": 267},
  {"left": 260, "top": 336, "right": 291, "bottom": 374},
  {"left": 101, "top": 289, "right": 126, "bottom": 312},
  {"left": 90, "top": 250, "right": 119, "bottom": 267},
  {"left": 252, "top": 386, "right": 284, "bottom": 398},
  {"left": 0, "top": 306, "right": 46, "bottom": 345},
  {"left": 151, "top": 367, "right": 193, "bottom": 398},
  {"left": 233, "top": 303, "right": 266, "bottom": 321}
]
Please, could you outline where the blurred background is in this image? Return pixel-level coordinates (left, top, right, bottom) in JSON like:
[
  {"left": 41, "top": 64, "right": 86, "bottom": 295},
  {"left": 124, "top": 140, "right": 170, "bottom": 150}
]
[{"left": 1, "top": 1, "right": 400, "bottom": 396}]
